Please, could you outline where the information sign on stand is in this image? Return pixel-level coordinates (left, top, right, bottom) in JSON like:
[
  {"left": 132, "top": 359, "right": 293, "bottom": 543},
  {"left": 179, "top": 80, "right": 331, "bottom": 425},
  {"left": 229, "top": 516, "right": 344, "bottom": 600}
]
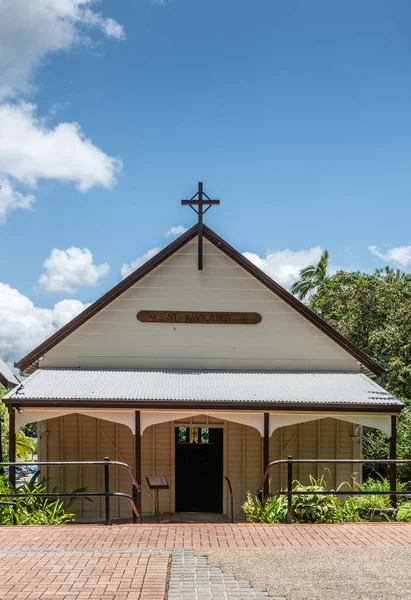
[{"left": 146, "top": 476, "right": 169, "bottom": 523}]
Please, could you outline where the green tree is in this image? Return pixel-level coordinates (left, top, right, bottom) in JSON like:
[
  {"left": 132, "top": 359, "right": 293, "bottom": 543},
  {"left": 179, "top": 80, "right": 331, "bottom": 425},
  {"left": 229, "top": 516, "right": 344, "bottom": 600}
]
[
  {"left": 309, "top": 266, "right": 411, "bottom": 482},
  {"left": 0, "top": 386, "right": 37, "bottom": 462},
  {"left": 291, "top": 249, "right": 329, "bottom": 300}
]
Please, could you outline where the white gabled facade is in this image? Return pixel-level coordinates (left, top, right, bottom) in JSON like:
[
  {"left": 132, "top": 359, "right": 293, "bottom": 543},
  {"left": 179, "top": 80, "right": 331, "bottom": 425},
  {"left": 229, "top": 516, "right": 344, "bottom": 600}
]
[
  {"left": 5, "top": 224, "right": 401, "bottom": 523},
  {"left": 41, "top": 239, "right": 360, "bottom": 372}
]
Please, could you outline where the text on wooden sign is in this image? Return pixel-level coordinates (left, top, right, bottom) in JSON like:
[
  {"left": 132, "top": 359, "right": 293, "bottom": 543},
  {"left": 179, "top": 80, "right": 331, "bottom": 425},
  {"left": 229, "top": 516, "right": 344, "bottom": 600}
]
[{"left": 137, "top": 311, "right": 262, "bottom": 325}]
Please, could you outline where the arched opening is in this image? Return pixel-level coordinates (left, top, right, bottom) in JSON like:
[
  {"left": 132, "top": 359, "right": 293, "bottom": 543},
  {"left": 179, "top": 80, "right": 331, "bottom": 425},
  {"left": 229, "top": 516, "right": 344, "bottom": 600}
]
[
  {"left": 37, "top": 413, "right": 135, "bottom": 523},
  {"left": 268, "top": 417, "right": 362, "bottom": 493},
  {"left": 141, "top": 414, "right": 263, "bottom": 521}
]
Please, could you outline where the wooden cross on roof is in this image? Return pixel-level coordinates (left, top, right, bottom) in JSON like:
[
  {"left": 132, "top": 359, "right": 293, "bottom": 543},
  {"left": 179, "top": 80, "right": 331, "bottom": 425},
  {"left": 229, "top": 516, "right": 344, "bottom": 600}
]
[{"left": 181, "top": 182, "right": 220, "bottom": 270}]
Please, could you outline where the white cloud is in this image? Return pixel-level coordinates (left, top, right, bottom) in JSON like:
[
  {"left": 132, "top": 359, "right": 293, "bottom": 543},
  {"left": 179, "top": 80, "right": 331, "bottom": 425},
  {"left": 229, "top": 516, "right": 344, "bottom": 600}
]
[
  {"left": 0, "top": 0, "right": 125, "bottom": 101},
  {"left": 167, "top": 225, "right": 188, "bottom": 237},
  {"left": 38, "top": 246, "right": 110, "bottom": 293},
  {"left": 0, "top": 282, "right": 87, "bottom": 365},
  {"left": 120, "top": 240, "right": 329, "bottom": 289},
  {"left": 121, "top": 247, "right": 161, "bottom": 279},
  {"left": 0, "top": 0, "right": 124, "bottom": 222},
  {"left": 0, "top": 177, "right": 35, "bottom": 223},
  {"left": 0, "top": 102, "right": 122, "bottom": 193},
  {"left": 82, "top": 9, "right": 125, "bottom": 40},
  {"left": 243, "top": 247, "right": 324, "bottom": 290},
  {"left": 369, "top": 245, "right": 411, "bottom": 267}
]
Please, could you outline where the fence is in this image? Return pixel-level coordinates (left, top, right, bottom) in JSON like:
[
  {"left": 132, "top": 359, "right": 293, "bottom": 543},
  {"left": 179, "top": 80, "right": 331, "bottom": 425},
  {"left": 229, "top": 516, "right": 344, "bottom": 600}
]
[
  {"left": 0, "top": 458, "right": 141, "bottom": 525},
  {"left": 255, "top": 457, "right": 411, "bottom": 523}
]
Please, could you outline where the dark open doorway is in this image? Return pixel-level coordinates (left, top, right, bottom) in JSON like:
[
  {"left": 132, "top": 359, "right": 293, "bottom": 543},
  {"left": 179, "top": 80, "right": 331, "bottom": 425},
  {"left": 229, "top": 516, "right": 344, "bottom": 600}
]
[{"left": 175, "top": 426, "right": 223, "bottom": 513}]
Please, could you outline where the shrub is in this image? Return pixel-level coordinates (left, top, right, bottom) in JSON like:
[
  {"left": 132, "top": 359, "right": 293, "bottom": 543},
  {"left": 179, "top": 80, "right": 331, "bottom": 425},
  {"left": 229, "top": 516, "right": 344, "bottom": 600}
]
[
  {"left": 0, "top": 473, "right": 86, "bottom": 525},
  {"left": 353, "top": 476, "right": 407, "bottom": 510},
  {"left": 243, "top": 472, "right": 410, "bottom": 524},
  {"left": 291, "top": 473, "right": 342, "bottom": 523},
  {"left": 396, "top": 502, "right": 411, "bottom": 522},
  {"left": 335, "top": 497, "right": 362, "bottom": 522},
  {"left": 243, "top": 491, "right": 287, "bottom": 523}
]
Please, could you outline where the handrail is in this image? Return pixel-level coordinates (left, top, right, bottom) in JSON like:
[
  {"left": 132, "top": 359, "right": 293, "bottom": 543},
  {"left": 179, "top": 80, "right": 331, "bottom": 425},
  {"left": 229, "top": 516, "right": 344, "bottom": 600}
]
[
  {"left": 225, "top": 477, "right": 234, "bottom": 523},
  {"left": 0, "top": 458, "right": 142, "bottom": 525},
  {"left": 253, "top": 456, "right": 411, "bottom": 524}
]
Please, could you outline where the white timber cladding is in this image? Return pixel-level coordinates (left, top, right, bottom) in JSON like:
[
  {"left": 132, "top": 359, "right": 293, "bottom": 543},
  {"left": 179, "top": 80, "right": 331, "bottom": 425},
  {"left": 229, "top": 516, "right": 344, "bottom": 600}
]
[
  {"left": 39, "top": 414, "right": 360, "bottom": 522},
  {"left": 40, "top": 240, "right": 360, "bottom": 371}
]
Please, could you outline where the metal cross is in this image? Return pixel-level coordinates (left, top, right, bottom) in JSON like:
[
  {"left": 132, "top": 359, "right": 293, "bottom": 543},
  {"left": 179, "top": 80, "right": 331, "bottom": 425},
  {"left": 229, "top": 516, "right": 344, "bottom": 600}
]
[{"left": 181, "top": 182, "right": 220, "bottom": 270}]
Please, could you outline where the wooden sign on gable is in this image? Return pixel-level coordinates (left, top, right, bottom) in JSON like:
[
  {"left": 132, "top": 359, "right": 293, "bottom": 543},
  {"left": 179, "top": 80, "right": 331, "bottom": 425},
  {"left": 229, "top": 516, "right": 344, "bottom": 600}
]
[{"left": 137, "top": 311, "right": 262, "bottom": 325}]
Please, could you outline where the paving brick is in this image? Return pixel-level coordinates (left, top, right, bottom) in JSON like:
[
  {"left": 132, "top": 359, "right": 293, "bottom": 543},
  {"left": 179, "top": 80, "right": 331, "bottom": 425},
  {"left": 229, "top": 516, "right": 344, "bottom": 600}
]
[{"left": 0, "top": 523, "right": 410, "bottom": 599}]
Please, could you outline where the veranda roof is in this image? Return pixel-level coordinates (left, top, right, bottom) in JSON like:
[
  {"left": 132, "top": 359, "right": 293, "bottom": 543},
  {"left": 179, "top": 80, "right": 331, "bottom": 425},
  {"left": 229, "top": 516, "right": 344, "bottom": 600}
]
[{"left": 3, "top": 368, "right": 403, "bottom": 411}]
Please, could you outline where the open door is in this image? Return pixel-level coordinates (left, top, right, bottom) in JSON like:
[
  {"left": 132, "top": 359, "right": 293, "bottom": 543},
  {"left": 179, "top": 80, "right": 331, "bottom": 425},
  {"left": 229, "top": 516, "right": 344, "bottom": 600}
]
[{"left": 175, "top": 427, "right": 223, "bottom": 513}]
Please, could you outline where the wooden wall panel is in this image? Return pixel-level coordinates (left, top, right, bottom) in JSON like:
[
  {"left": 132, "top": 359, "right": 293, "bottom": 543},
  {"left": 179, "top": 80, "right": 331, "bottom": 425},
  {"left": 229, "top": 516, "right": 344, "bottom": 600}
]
[
  {"left": 225, "top": 422, "right": 244, "bottom": 518},
  {"left": 40, "top": 416, "right": 135, "bottom": 522},
  {"left": 269, "top": 418, "right": 357, "bottom": 492}
]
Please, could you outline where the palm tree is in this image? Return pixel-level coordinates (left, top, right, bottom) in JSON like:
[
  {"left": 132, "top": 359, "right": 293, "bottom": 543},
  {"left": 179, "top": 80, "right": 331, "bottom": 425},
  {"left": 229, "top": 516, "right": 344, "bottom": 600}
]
[
  {"left": 16, "top": 431, "right": 37, "bottom": 459},
  {"left": 291, "top": 249, "right": 329, "bottom": 301}
]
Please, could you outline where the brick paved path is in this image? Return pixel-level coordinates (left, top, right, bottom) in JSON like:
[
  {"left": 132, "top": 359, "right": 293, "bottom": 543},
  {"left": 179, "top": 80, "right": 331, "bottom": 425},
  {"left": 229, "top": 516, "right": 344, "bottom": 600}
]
[
  {"left": 0, "top": 548, "right": 169, "bottom": 600},
  {"left": 0, "top": 523, "right": 410, "bottom": 552},
  {"left": 0, "top": 524, "right": 410, "bottom": 600}
]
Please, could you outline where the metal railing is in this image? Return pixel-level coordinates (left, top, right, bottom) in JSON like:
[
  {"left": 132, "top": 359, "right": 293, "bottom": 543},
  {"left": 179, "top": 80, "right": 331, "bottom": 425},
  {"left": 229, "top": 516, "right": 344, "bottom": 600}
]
[
  {"left": 0, "top": 458, "right": 141, "bottom": 525},
  {"left": 254, "top": 456, "right": 411, "bottom": 524},
  {"left": 225, "top": 477, "right": 234, "bottom": 523}
]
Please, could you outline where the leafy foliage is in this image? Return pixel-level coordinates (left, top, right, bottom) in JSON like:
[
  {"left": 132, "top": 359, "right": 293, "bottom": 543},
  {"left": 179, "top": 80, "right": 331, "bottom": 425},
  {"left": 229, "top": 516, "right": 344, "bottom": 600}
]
[
  {"left": 307, "top": 267, "right": 411, "bottom": 483},
  {"left": 353, "top": 476, "right": 407, "bottom": 510},
  {"left": 243, "top": 491, "right": 287, "bottom": 523},
  {"left": 291, "top": 472, "right": 341, "bottom": 523},
  {"left": 0, "top": 473, "right": 77, "bottom": 525},
  {"left": 243, "top": 473, "right": 411, "bottom": 524},
  {"left": 290, "top": 249, "right": 329, "bottom": 300},
  {"left": 396, "top": 502, "right": 411, "bottom": 522},
  {"left": 1, "top": 386, "right": 37, "bottom": 462},
  {"left": 309, "top": 267, "right": 411, "bottom": 396}
]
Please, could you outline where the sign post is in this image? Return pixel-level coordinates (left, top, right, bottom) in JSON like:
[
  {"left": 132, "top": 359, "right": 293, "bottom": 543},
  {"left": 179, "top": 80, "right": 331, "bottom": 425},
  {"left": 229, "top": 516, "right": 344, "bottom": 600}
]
[{"left": 146, "top": 476, "right": 170, "bottom": 523}]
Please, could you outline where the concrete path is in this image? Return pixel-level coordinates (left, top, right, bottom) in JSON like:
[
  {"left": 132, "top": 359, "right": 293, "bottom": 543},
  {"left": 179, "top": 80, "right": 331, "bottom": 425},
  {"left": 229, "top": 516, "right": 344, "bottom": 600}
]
[
  {"left": 205, "top": 547, "right": 411, "bottom": 600},
  {"left": 0, "top": 524, "right": 410, "bottom": 599}
]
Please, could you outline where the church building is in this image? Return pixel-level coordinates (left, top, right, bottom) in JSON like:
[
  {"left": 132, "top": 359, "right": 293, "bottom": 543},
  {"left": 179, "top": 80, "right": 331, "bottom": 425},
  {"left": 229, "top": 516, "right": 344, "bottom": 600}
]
[{"left": 4, "top": 184, "right": 403, "bottom": 523}]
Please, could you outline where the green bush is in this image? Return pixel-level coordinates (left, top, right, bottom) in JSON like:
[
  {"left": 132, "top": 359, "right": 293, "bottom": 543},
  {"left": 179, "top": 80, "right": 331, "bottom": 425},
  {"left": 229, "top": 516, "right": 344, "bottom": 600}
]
[
  {"left": 243, "top": 492, "right": 287, "bottom": 523},
  {"left": 353, "top": 476, "right": 407, "bottom": 510},
  {"left": 335, "top": 497, "right": 362, "bottom": 522},
  {"left": 396, "top": 502, "right": 411, "bottom": 522},
  {"left": 0, "top": 473, "right": 86, "bottom": 525},
  {"left": 243, "top": 472, "right": 411, "bottom": 524},
  {"left": 291, "top": 473, "right": 342, "bottom": 523}
]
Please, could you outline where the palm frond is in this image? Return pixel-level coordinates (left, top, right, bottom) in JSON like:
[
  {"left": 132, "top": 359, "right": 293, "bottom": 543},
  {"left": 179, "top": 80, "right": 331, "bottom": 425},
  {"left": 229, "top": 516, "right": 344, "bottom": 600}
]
[{"left": 291, "top": 249, "right": 330, "bottom": 300}]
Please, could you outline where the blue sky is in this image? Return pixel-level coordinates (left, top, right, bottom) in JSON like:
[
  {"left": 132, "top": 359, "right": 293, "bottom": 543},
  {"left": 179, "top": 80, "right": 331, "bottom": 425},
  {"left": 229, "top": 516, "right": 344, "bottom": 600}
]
[{"left": 1, "top": 0, "right": 411, "bottom": 365}]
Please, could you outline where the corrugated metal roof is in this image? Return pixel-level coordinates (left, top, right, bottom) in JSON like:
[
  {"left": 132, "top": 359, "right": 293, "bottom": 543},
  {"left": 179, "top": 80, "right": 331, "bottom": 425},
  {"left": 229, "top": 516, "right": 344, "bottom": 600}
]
[
  {"left": 0, "top": 358, "right": 19, "bottom": 389},
  {"left": 4, "top": 368, "right": 403, "bottom": 407}
]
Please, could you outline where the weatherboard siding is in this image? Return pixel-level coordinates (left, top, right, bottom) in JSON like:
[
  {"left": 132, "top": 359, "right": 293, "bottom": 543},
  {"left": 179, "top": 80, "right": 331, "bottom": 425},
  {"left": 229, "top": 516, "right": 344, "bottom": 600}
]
[
  {"left": 39, "top": 415, "right": 357, "bottom": 523},
  {"left": 41, "top": 240, "right": 360, "bottom": 371},
  {"left": 269, "top": 419, "right": 359, "bottom": 492}
]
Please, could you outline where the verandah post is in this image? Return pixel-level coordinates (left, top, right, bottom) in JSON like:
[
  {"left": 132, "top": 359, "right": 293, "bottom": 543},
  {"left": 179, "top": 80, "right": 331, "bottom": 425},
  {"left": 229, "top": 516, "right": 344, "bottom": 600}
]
[
  {"left": 390, "top": 415, "right": 397, "bottom": 509},
  {"left": 286, "top": 454, "right": 293, "bottom": 523},
  {"left": 134, "top": 411, "right": 142, "bottom": 523},
  {"left": 8, "top": 405, "right": 16, "bottom": 489},
  {"left": 104, "top": 456, "right": 111, "bottom": 525},
  {"left": 263, "top": 413, "right": 269, "bottom": 498}
]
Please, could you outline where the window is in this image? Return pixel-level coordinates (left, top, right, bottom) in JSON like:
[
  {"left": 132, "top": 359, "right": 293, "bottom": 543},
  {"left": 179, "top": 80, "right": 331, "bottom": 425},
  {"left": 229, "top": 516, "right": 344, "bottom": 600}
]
[{"left": 177, "top": 427, "right": 210, "bottom": 444}]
